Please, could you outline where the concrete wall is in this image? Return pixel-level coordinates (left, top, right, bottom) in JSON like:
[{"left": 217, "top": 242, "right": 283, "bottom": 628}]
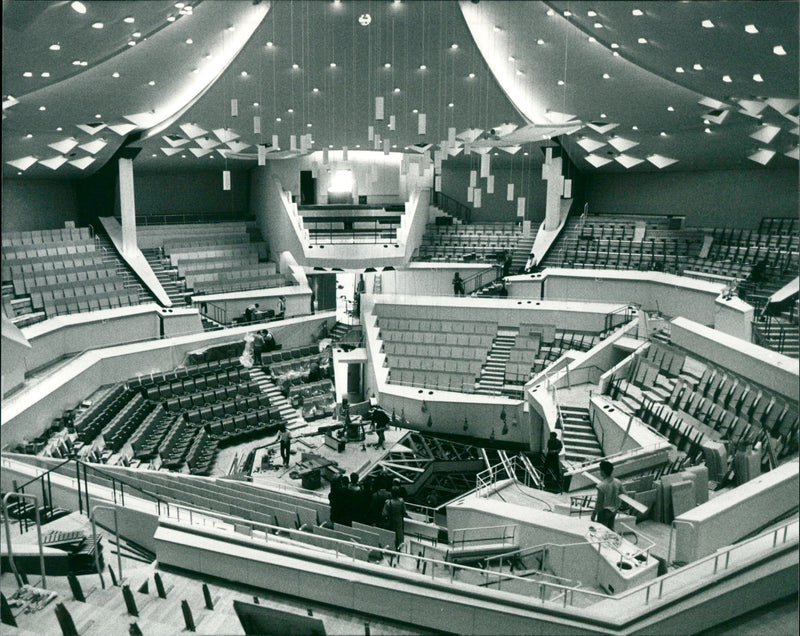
[
  {"left": 585, "top": 168, "right": 798, "bottom": 229},
  {"left": 362, "top": 264, "right": 497, "bottom": 297},
  {"left": 133, "top": 169, "right": 250, "bottom": 217},
  {"left": 1, "top": 179, "right": 82, "bottom": 231},
  {"left": 1, "top": 338, "right": 29, "bottom": 398}
]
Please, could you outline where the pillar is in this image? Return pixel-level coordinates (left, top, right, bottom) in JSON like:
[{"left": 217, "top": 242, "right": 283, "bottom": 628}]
[
  {"left": 118, "top": 157, "right": 137, "bottom": 255},
  {"left": 542, "top": 147, "right": 566, "bottom": 232}
]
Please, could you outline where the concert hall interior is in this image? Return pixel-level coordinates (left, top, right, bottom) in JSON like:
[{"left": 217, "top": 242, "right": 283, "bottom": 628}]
[{"left": 1, "top": 1, "right": 798, "bottom": 634}]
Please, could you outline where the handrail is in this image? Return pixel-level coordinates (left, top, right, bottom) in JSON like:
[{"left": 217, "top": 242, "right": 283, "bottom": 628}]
[
  {"left": 564, "top": 442, "right": 669, "bottom": 475},
  {"left": 431, "top": 191, "right": 472, "bottom": 224},
  {"left": 450, "top": 524, "right": 518, "bottom": 549},
  {"left": 12, "top": 456, "right": 73, "bottom": 492},
  {"left": 3, "top": 492, "right": 46, "bottom": 589},
  {"left": 462, "top": 264, "right": 504, "bottom": 295}
]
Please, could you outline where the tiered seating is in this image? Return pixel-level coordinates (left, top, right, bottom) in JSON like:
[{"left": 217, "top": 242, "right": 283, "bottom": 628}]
[
  {"left": 531, "top": 331, "right": 598, "bottom": 374},
  {"left": 377, "top": 316, "right": 497, "bottom": 392},
  {"left": 128, "top": 406, "right": 175, "bottom": 460},
  {"left": 185, "top": 429, "right": 217, "bottom": 475},
  {"left": 415, "top": 222, "right": 523, "bottom": 262},
  {"left": 265, "top": 345, "right": 335, "bottom": 419},
  {"left": 158, "top": 417, "right": 201, "bottom": 470},
  {"left": 263, "top": 344, "right": 331, "bottom": 380},
  {"left": 73, "top": 385, "right": 137, "bottom": 444},
  {"left": 100, "top": 393, "right": 156, "bottom": 453},
  {"left": 506, "top": 332, "right": 541, "bottom": 384},
  {"left": 290, "top": 379, "right": 336, "bottom": 420}
]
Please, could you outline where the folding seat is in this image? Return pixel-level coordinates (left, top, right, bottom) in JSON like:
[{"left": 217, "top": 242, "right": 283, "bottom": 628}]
[
  {"left": 211, "top": 404, "right": 225, "bottom": 420},
  {"left": 245, "top": 412, "right": 259, "bottom": 428},
  {"left": 178, "top": 396, "right": 193, "bottom": 411},
  {"left": 170, "top": 381, "right": 184, "bottom": 396},
  {"left": 246, "top": 395, "right": 259, "bottom": 411},
  {"left": 223, "top": 401, "right": 237, "bottom": 416}
]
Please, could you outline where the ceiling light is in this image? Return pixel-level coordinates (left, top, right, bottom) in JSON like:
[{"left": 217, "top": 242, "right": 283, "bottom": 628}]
[
  {"left": 753, "top": 73, "right": 763, "bottom": 82},
  {"left": 23, "top": 71, "right": 32, "bottom": 77},
  {"left": 516, "top": 70, "right": 524, "bottom": 76},
  {"left": 632, "top": 9, "right": 644, "bottom": 16},
  {"left": 412, "top": 108, "right": 418, "bottom": 113},
  {"left": 588, "top": 37, "right": 596, "bottom": 42},
  {"left": 587, "top": 10, "right": 597, "bottom": 17},
  {"left": 91, "top": 22, "right": 103, "bottom": 29},
  {"left": 693, "top": 63, "right": 703, "bottom": 70},
  {"left": 745, "top": 24, "right": 758, "bottom": 34},
  {"left": 205, "top": 53, "right": 212, "bottom": 59},
  {"left": 276, "top": 117, "right": 282, "bottom": 122},
  {"left": 419, "top": 64, "right": 427, "bottom": 70},
  {"left": 128, "top": 41, "right": 136, "bottom": 46},
  {"left": 112, "top": 72, "right": 120, "bottom": 78},
  {"left": 494, "top": 26, "right": 501, "bottom": 32},
  {"left": 192, "top": 68, "right": 198, "bottom": 73},
  {"left": 329, "top": 62, "right": 336, "bottom": 67},
  {"left": 152, "top": 154, "right": 157, "bottom": 157},
  {"left": 41, "top": 72, "right": 50, "bottom": 77},
  {"left": 546, "top": 9, "right": 554, "bottom": 16},
  {"left": 675, "top": 66, "right": 685, "bottom": 73},
  {"left": 355, "top": 145, "right": 361, "bottom": 148},
  {"left": 266, "top": 41, "right": 273, "bottom": 47},
  {"left": 722, "top": 75, "right": 732, "bottom": 83},
  {"left": 148, "top": 80, "right": 156, "bottom": 86},
  {"left": 704, "top": 119, "right": 711, "bottom": 125},
  {"left": 600, "top": 113, "right": 607, "bottom": 118},
  {"left": 132, "top": 32, "right": 142, "bottom": 38},
  {"left": 659, "top": 131, "right": 667, "bottom": 136},
  {"left": 701, "top": 20, "right": 714, "bottom": 28},
  {"left": 293, "top": 63, "right": 300, "bottom": 69},
  {"left": 557, "top": 80, "right": 564, "bottom": 86},
  {"left": 704, "top": 128, "right": 712, "bottom": 134},
  {"left": 773, "top": 45, "right": 786, "bottom": 55},
  {"left": 227, "top": 26, "right": 235, "bottom": 32},
  {"left": 56, "top": 127, "right": 62, "bottom": 131},
  {"left": 95, "top": 114, "right": 102, "bottom": 119},
  {"left": 80, "top": 61, "right": 87, "bottom": 66},
  {"left": 393, "top": 87, "right": 400, "bottom": 92},
  {"left": 167, "top": 16, "right": 176, "bottom": 22},
  {"left": 26, "top": 133, "right": 33, "bottom": 138},
  {"left": 632, "top": 125, "right": 638, "bottom": 130},
  {"left": 313, "top": 87, "right": 319, "bottom": 92},
  {"left": 70, "top": 1, "right": 86, "bottom": 14},
  {"left": 175, "top": 2, "right": 185, "bottom": 7},
  {"left": 384, "top": 62, "right": 391, "bottom": 68},
  {"left": 287, "top": 108, "right": 294, "bottom": 113},
  {"left": 468, "top": 73, "right": 475, "bottom": 79},
  {"left": 124, "top": 16, "right": 135, "bottom": 23},
  {"left": 185, "top": 39, "right": 193, "bottom": 44},
  {"left": 307, "top": 123, "right": 312, "bottom": 127},
  {"left": 594, "top": 22, "right": 603, "bottom": 28},
  {"left": 253, "top": 102, "right": 259, "bottom": 107},
  {"left": 563, "top": 10, "right": 572, "bottom": 17},
  {"left": 613, "top": 51, "right": 620, "bottom": 56},
  {"left": 602, "top": 73, "right": 610, "bottom": 79},
  {"left": 537, "top": 39, "right": 545, "bottom": 45},
  {"left": 448, "top": 102, "right": 454, "bottom": 108},
  {"left": 49, "top": 44, "right": 61, "bottom": 51},
  {"left": 451, "top": 43, "right": 458, "bottom": 50},
  {"left": 39, "top": 106, "right": 46, "bottom": 111},
  {"left": 181, "top": 155, "right": 186, "bottom": 158},
  {"left": 523, "top": 152, "right": 529, "bottom": 156},
  {"left": 667, "top": 106, "right": 674, "bottom": 112},
  {"left": 610, "top": 43, "right": 619, "bottom": 49},
  {"left": 638, "top": 38, "right": 647, "bottom": 44},
  {"left": 240, "top": 71, "right": 248, "bottom": 76}
]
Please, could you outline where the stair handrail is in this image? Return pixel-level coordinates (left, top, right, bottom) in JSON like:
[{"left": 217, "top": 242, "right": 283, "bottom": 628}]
[
  {"left": 564, "top": 442, "right": 668, "bottom": 475},
  {"left": 462, "top": 264, "right": 503, "bottom": 295},
  {"left": 431, "top": 190, "right": 472, "bottom": 224}
]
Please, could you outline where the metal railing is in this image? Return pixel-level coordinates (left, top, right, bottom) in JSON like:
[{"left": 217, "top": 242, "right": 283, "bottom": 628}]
[
  {"left": 564, "top": 442, "right": 669, "bottom": 476},
  {"left": 131, "top": 213, "right": 255, "bottom": 226},
  {"left": 462, "top": 264, "right": 504, "bottom": 295},
  {"left": 450, "top": 524, "right": 518, "bottom": 550},
  {"left": 303, "top": 219, "right": 400, "bottom": 245},
  {"left": 430, "top": 191, "right": 472, "bottom": 224},
  {"left": 475, "top": 454, "right": 542, "bottom": 494}
]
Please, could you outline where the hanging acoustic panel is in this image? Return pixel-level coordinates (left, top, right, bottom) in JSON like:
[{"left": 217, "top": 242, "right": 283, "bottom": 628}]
[
  {"left": 49, "top": 138, "right": 79, "bottom": 154},
  {"left": 213, "top": 128, "right": 240, "bottom": 143},
  {"left": 76, "top": 122, "right": 106, "bottom": 135},
  {"left": 466, "top": 187, "right": 473, "bottom": 202},
  {"left": 507, "top": 183, "right": 514, "bottom": 201},
  {"left": 290, "top": 135, "right": 297, "bottom": 151},
  {"left": 68, "top": 156, "right": 95, "bottom": 170},
  {"left": 576, "top": 137, "right": 606, "bottom": 153},
  {"left": 162, "top": 134, "right": 190, "bottom": 148},
  {"left": 383, "top": 139, "right": 390, "bottom": 155},
  {"left": 342, "top": 146, "right": 348, "bottom": 161},
  {"left": 257, "top": 145, "right": 266, "bottom": 165},
  {"left": 486, "top": 175, "right": 494, "bottom": 193},
  {"left": 160, "top": 147, "right": 181, "bottom": 156},
  {"left": 39, "top": 156, "right": 68, "bottom": 170},
  {"left": 272, "top": 134, "right": 279, "bottom": 149},
  {"left": 253, "top": 116, "right": 261, "bottom": 134},
  {"left": 368, "top": 126, "right": 374, "bottom": 141},
  {"left": 191, "top": 147, "right": 214, "bottom": 158},
  {"left": 6, "top": 156, "right": 38, "bottom": 171},
  {"left": 434, "top": 175, "right": 442, "bottom": 190},
  {"left": 106, "top": 122, "right": 137, "bottom": 136},
  {"left": 469, "top": 170, "right": 477, "bottom": 188},
  {"left": 227, "top": 140, "right": 251, "bottom": 153},
  {"left": 563, "top": 179, "right": 572, "bottom": 198},
  {"left": 749, "top": 124, "right": 781, "bottom": 144},
  {"left": 375, "top": 97, "right": 384, "bottom": 120},
  {"left": 646, "top": 154, "right": 678, "bottom": 169},
  {"left": 748, "top": 148, "right": 775, "bottom": 165},
  {"left": 615, "top": 154, "right": 645, "bottom": 168},
  {"left": 322, "top": 148, "right": 329, "bottom": 164},
  {"left": 607, "top": 136, "right": 639, "bottom": 152},
  {"left": 584, "top": 154, "right": 613, "bottom": 167},
  {"left": 196, "top": 137, "right": 220, "bottom": 149},
  {"left": 389, "top": 115, "right": 396, "bottom": 131},
  {"left": 418, "top": 113, "right": 426, "bottom": 135},
  {"left": 448, "top": 127, "right": 456, "bottom": 145},
  {"left": 517, "top": 197, "right": 526, "bottom": 217},
  {"left": 79, "top": 139, "right": 107, "bottom": 155},
  {"left": 179, "top": 123, "right": 207, "bottom": 138},
  {"left": 474, "top": 188, "right": 482, "bottom": 208},
  {"left": 480, "top": 153, "right": 490, "bottom": 178},
  {"left": 231, "top": 99, "right": 238, "bottom": 117},
  {"left": 223, "top": 170, "right": 231, "bottom": 191}
]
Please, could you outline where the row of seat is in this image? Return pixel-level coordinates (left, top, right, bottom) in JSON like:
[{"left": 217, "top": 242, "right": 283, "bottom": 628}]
[
  {"left": 161, "top": 382, "right": 260, "bottom": 412},
  {"left": 207, "top": 407, "right": 280, "bottom": 448},
  {"left": 262, "top": 344, "right": 320, "bottom": 365},
  {"left": 2, "top": 241, "right": 95, "bottom": 261},
  {"left": 162, "top": 232, "right": 252, "bottom": 252},
  {"left": 184, "top": 265, "right": 278, "bottom": 289},
  {"left": 302, "top": 394, "right": 336, "bottom": 421},
  {"left": 2, "top": 227, "right": 91, "bottom": 246},
  {"left": 102, "top": 395, "right": 155, "bottom": 454},
  {"left": 159, "top": 420, "right": 202, "bottom": 470},
  {"left": 141, "top": 367, "right": 251, "bottom": 401},
  {"left": 388, "top": 355, "right": 482, "bottom": 376},
  {"left": 389, "top": 369, "right": 476, "bottom": 393},
  {"left": 268, "top": 350, "right": 329, "bottom": 376},
  {"left": 185, "top": 393, "right": 272, "bottom": 423},
  {"left": 13, "top": 265, "right": 118, "bottom": 296},
  {"left": 186, "top": 430, "right": 217, "bottom": 475},
  {"left": 2, "top": 252, "right": 106, "bottom": 281},
  {"left": 32, "top": 279, "right": 128, "bottom": 310},
  {"left": 74, "top": 386, "right": 137, "bottom": 442},
  {"left": 129, "top": 407, "right": 173, "bottom": 460},
  {"left": 44, "top": 289, "right": 141, "bottom": 318},
  {"left": 425, "top": 223, "right": 521, "bottom": 236},
  {"left": 169, "top": 244, "right": 265, "bottom": 267},
  {"left": 166, "top": 238, "right": 257, "bottom": 256},
  {"left": 383, "top": 341, "right": 488, "bottom": 361},
  {"left": 376, "top": 315, "right": 497, "bottom": 335},
  {"left": 128, "top": 358, "right": 242, "bottom": 389},
  {"left": 287, "top": 379, "right": 334, "bottom": 404},
  {"left": 191, "top": 274, "right": 290, "bottom": 295},
  {"left": 381, "top": 331, "right": 493, "bottom": 352}
]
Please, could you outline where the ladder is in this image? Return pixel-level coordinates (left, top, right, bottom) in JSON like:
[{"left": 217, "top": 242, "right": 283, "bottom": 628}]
[{"left": 373, "top": 274, "right": 382, "bottom": 294}]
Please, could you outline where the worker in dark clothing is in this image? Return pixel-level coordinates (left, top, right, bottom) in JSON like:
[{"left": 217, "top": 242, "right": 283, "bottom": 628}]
[
  {"left": 245, "top": 303, "right": 259, "bottom": 323},
  {"left": 278, "top": 426, "right": 292, "bottom": 467},
  {"left": 370, "top": 406, "right": 390, "bottom": 449},
  {"left": 452, "top": 272, "right": 465, "bottom": 296},
  {"left": 262, "top": 329, "right": 276, "bottom": 352},
  {"left": 544, "top": 431, "right": 563, "bottom": 492}
]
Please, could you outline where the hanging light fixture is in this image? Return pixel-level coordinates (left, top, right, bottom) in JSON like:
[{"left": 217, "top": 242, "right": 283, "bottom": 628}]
[{"left": 426, "top": 414, "right": 433, "bottom": 428}]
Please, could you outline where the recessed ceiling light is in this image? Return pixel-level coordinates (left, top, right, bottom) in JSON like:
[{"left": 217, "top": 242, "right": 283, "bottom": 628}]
[
  {"left": 91, "top": 22, "right": 103, "bottom": 29},
  {"left": 329, "top": 62, "right": 336, "bottom": 67},
  {"left": 167, "top": 15, "right": 176, "bottom": 22},
  {"left": 56, "top": 127, "right": 62, "bottom": 131},
  {"left": 191, "top": 68, "right": 198, "bottom": 73},
  {"left": 675, "top": 66, "right": 685, "bottom": 73},
  {"left": 70, "top": 1, "right": 86, "bottom": 14},
  {"left": 722, "top": 75, "right": 732, "bottom": 83},
  {"left": 39, "top": 106, "right": 46, "bottom": 111},
  {"left": 557, "top": 80, "right": 564, "bottom": 86},
  {"left": 392, "top": 144, "right": 397, "bottom": 149},
  {"left": 587, "top": 10, "right": 597, "bottom": 17},
  {"left": 546, "top": 9, "right": 554, "bottom": 16},
  {"left": 384, "top": 62, "right": 391, "bottom": 68},
  {"left": 693, "top": 63, "right": 703, "bottom": 70},
  {"left": 49, "top": 44, "right": 61, "bottom": 51},
  {"left": 593, "top": 22, "right": 603, "bottom": 28},
  {"left": 227, "top": 26, "right": 235, "bottom": 32},
  {"left": 41, "top": 72, "right": 50, "bottom": 77},
  {"left": 185, "top": 39, "right": 193, "bottom": 44},
  {"left": 602, "top": 73, "right": 610, "bottom": 79},
  {"left": 253, "top": 102, "right": 259, "bottom": 107},
  {"left": 328, "top": 145, "right": 333, "bottom": 149},
  {"left": 132, "top": 32, "right": 141, "bottom": 38},
  {"left": 701, "top": 20, "right": 714, "bottom": 28},
  {"left": 523, "top": 152, "right": 529, "bottom": 156},
  {"left": 205, "top": 53, "right": 212, "bottom": 59},
  {"left": 508, "top": 55, "right": 515, "bottom": 62},
  {"left": 276, "top": 117, "right": 282, "bottom": 122},
  {"left": 128, "top": 41, "right": 136, "bottom": 46},
  {"left": 23, "top": 71, "right": 32, "bottom": 77},
  {"left": 181, "top": 155, "right": 186, "bottom": 158},
  {"left": 393, "top": 87, "right": 400, "bottom": 92},
  {"left": 600, "top": 114, "right": 606, "bottom": 118},
  {"left": 266, "top": 41, "right": 273, "bottom": 47},
  {"left": 124, "top": 16, "right": 135, "bottom": 24},
  {"left": 588, "top": 36, "right": 596, "bottom": 42},
  {"left": 412, "top": 108, "right": 418, "bottom": 113},
  {"left": 632, "top": 9, "right": 644, "bottom": 16},
  {"left": 468, "top": 73, "right": 475, "bottom": 78},
  {"left": 537, "top": 38, "right": 545, "bottom": 45},
  {"left": 494, "top": 25, "right": 501, "bottom": 32},
  {"left": 293, "top": 63, "right": 300, "bottom": 69},
  {"left": 667, "top": 106, "right": 674, "bottom": 112},
  {"left": 313, "top": 87, "right": 319, "bottom": 92},
  {"left": 632, "top": 125, "right": 638, "bottom": 130},
  {"left": 419, "top": 64, "right": 427, "bottom": 70},
  {"left": 152, "top": 153, "right": 157, "bottom": 157},
  {"left": 704, "top": 128, "right": 712, "bottom": 134},
  {"left": 753, "top": 73, "right": 763, "bottom": 82},
  {"left": 25, "top": 133, "right": 33, "bottom": 138},
  {"left": 448, "top": 102, "right": 454, "bottom": 108},
  {"left": 307, "top": 123, "right": 312, "bottom": 127},
  {"left": 703, "top": 119, "right": 710, "bottom": 125},
  {"left": 95, "top": 113, "right": 102, "bottom": 119},
  {"left": 516, "top": 70, "right": 524, "bottom": 76},
  {"left": 287, "top": 108, "right": 294, "bottom": 113},
  {"left": 112, "top": 71, "right": 120, "bottom": 78},
  {"left": 612, "top": 51, "right": 620, "bottom": 57},
  {"left": 660, "top": 131, "right": 667, "bottom": 137},
  {"left": 148, "top": 80, "right": 155, "bottom": 85},
  {"left": 610, "top": 43, "right": 619, "bottom": 49},
  {"left": 745, "top": 24, "right": 758, "bottom": 34},
  {"left": 240, "top": 71, "right": 248, "bottom": 76},
  {"left": 175, "top": 2, "right": 185, "bottom": 7},
  {"left": 563, "top": 10, "right": 572, "bottom": 17},
  {"left": 450, "top": 43, "right": 458, "bottom": 50},
  {"left": 773, "top": 45, "right": 786, "bottom": 56},
  {"left": 638, "top": 37, "right": 647, "bottom": 44}
]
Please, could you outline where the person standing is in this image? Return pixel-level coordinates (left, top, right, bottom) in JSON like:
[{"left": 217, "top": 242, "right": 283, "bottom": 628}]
[
  {"left": 278, "top": 426, "right": 292, "bottom": 467},
  {"left": 452, "top": 272, "right": 465, "bottom": 296},
  {"left": 371, "top": 406, "right": 389, "bottom": 449},
  {"left": 544, "top": 431, "right": 563, "bottom": 492},
  {"left": 382, "top": 486, "right": 408, "bottom": 549},
  {"left": 277, "top": 296, "right": 286, "bottom": 319},
  {"left": 591, "top": 460, "right": 626, "bottom": 531},
  {"left": 245, "top": 302, "right": 259, "bottom": 323}
]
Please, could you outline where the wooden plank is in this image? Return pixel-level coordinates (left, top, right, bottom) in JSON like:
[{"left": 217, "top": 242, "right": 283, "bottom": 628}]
[{"left": 619, "top": 493, "right": 649, "bottom": 516}]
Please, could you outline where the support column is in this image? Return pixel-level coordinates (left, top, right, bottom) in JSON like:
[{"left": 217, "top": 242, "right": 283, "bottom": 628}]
[
  {"left": 542, "top": 147, "right": 566, "bottom": 232},
  {"left": 118, "top": 157, "right": 137, "bottom": 256}
]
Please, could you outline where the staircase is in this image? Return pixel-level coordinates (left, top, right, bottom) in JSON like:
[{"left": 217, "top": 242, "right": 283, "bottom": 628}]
[
  {"left": 249, "top": 367, "right": 301, "bottom": 429},
  {"left": 753, "top": 314, "right": 800, "bottom": 358},
  {"left": 510, "top": 235, "right": 535, "bottom": 274},
  {"left": 559, "top": 406, "right": 604, "bottom": 463},
  {"left": 93, "top": 234, "right": 151, "bottom": 304},
  {"left": 475, "top": 330, "right": 517, "bottom": 396},
  {"left": 330, "top": 321, "right": 351, "bottom": 343},
  {"left": 141, "top": 247, "right": 187, "bottom": 306}
]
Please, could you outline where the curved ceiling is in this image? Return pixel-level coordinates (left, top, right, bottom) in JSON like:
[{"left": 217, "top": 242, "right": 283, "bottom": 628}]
[{"left": 3, "top": 0, "right": 797, "bottom": 179}]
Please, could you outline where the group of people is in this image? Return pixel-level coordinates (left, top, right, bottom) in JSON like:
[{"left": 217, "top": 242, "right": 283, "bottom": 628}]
[
  {"left": 252, "top": 329, "right": 277, "bottom": 358},
  {"left": 244, "top": 296, "right": 286, "bottom": 324},
  {"left": 329, "top": 470, "right": 407, "bottom": 549}
]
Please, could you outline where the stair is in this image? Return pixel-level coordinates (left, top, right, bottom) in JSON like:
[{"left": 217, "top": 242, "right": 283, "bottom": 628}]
[
  {"left": 141, "top": 248, "right": 187, "bottom": 306},
  {"left": 475, "top": 330, "right": 517, "bottom": 396},
  {"left": 94, "top": 234, "right": 151, "bottom": 304},
  {"left": 249, "top": 367, "right": 302, "bottom": 429},
  {"left": 510, "top": 236, "right": 535, "bottom": 274},
  {"left": 329, "top": 321, "right": 350, "bottom": 343},
  {"left": 559, "top": 406, "right": 604, "bottom": 463}
]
